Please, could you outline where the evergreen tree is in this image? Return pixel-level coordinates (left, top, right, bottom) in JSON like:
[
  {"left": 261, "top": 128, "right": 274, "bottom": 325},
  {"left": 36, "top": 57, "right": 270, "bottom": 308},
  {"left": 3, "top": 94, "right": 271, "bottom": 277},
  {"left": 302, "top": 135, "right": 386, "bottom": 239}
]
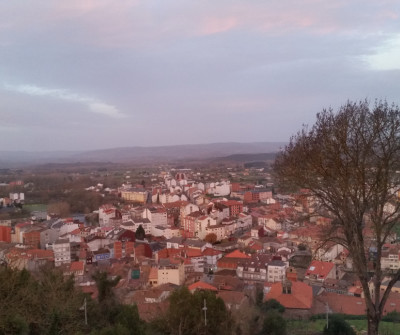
[{"left": 135, "top": 224, "right": 146, "bottom": 240}]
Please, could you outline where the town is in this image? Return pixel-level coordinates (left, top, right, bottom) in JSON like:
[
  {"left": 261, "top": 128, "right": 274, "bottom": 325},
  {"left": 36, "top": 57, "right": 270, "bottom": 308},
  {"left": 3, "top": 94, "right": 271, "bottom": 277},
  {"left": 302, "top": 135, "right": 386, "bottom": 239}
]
[{"left": 1, "top": 162, "right": 399, "bottom": 334}]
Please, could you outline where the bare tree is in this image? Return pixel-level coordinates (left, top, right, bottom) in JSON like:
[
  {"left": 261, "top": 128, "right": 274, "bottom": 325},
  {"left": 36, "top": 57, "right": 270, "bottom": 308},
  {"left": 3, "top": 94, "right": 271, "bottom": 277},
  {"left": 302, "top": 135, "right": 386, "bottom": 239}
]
[{"left": 274, "top": 100, "right": 400, "bottom": 335}]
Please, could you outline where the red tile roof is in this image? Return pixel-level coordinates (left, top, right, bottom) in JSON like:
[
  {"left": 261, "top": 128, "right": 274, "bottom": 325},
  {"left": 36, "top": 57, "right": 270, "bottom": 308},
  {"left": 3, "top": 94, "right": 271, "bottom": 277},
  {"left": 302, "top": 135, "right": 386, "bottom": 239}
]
[
  {"left": 70, "top": 261, "right": 85, "bottom": 272},
  {"left": 26, "top": 249, "right": 54, "bottom": 259},
  {"left": 315, "top": 291, "right": 400, "bottom": 316},
  {"left": 266, "top": 281, "right": 313, "bottom": 309},
  {"left": 202, "top": 248, "right": 223, "bottom": 256},
  {"left": 183, "top": 247, "right": 203, "bottom": 258},
  {"left": 315, "top": 292, "right": 366, "bottom": 315},
  {"left": 225, "top": 249, "right": 251, "bottom": 259},
  {"left": 188, "top": 281, "right": 218, "bottom": 292},
  {"left": 306, "top": 260, "right": 335, "bottom": 279}
]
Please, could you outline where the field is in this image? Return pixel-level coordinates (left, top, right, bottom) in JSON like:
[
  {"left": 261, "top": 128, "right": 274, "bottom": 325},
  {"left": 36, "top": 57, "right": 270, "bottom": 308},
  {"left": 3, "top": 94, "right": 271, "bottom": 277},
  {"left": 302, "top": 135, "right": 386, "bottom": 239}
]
[
  {"left": 24, "top": 203, "right": 48, "bottom": 212},
  {"left": 287, "top": 319, "right": 400, "bottom": 335}
]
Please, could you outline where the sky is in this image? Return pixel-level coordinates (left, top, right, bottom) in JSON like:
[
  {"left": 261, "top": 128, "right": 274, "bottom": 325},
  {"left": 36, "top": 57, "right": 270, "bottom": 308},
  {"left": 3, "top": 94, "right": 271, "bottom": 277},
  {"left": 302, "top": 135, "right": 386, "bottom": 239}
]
[{"left": 1, "top": 0, "right": 400, "bottom": 151}]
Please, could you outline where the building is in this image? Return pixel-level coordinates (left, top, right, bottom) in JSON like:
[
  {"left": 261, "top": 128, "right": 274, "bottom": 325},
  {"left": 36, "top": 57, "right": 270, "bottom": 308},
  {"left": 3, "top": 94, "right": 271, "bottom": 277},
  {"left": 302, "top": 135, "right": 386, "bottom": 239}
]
[
  {"left": 305, "top": 260, "right": 336, "bottom": 284},
  {"left": 53, "top": 239, "right": 71, "bottom": 267},
  {"left": 267, "top": 260, "right": 288, "bottom": 283},
  {"left": 265, "top": 280, "right": 313, "bottom": 318},
  {"left": 120, "top": 188, "right": 149, "bottom": 204},
  {"left": 157, "top": 259, "right": 185, "bottom": 286},
  {"left": 219, "top": 200, "right": 243, "bottom": 217},
  {"left": 143, "top": 207, "right": 168, "bottom": 227}
]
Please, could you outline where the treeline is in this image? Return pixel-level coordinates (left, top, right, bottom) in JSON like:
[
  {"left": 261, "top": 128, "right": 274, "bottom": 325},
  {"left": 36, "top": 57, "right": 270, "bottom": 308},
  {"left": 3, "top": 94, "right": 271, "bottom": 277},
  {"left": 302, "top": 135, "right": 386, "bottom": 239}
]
[
  {"left": 0, "top": 267, "right": 298, "bottom": 335},
  {"left": 0, "top": 266, "right": 145, "bottom": 335}
]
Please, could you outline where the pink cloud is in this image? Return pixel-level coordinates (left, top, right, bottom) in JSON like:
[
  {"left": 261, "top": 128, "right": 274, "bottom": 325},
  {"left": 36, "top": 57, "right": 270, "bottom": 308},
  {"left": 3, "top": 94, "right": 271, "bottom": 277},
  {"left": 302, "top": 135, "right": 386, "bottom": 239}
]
[{"left": 199, "top": 17, "right": 239, "bottom": 35}]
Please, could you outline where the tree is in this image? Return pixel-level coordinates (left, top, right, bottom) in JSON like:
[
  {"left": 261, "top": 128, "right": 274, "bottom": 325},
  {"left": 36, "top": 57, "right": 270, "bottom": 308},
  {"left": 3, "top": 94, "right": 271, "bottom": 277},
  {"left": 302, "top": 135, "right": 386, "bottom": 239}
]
[
  {"left": 165, "top": 286, "right": 233, "bottom": 335},
  {"left": 47, "top": 201, "right": 70, "bottom": 218},
  {"left": 259, "top": 311, "right": 286, "bottom": 335},
  {"left": 0, "top": 266, "right": 87, "bottom": 334},
  {"left": 261, "top": 299, "right": 285, "bottom": 314},
  {"left": 92, "top": 271, "right": 120, "bottom": 304},
  {"left": 135, "top": 225, "right": 145, "bottom": 240},
  {"left": 204, "top": 233, "right": 217, "bottom": 244},
  {"left": 323, "top": 314, "right": 355, "bottom": 335},
  {"left": 274, "top": 100, "right": 400, "bottom": 335}
]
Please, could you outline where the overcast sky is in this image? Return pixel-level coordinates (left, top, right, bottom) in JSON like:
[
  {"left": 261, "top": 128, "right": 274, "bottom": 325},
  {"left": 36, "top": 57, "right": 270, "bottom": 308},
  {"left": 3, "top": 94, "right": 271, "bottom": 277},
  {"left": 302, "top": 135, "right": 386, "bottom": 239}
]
[{"left": 1, "top": 1, "right": 400, "bottom": 151}]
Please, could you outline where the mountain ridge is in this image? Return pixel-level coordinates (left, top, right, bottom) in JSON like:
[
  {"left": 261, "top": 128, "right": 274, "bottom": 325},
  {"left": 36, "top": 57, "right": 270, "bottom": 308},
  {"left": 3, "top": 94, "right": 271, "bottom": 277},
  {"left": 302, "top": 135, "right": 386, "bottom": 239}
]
[{"left": 0, "top": 142, "right": 286, "bottom": 167}]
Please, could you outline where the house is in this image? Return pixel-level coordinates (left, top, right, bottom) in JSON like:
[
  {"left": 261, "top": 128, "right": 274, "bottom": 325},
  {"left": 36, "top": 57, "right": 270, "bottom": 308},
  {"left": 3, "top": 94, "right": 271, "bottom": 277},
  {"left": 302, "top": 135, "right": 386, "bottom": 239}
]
[
  {"left": 182, "top": 247, "right": 205, "bottom": 273},
  {"left": 265, "top": 280, "right": 313, "bottom": 318},
  {"left": 188, "top": 281, "right": 218, "bottom": 293},
  {"left": 99, "top": 205, "right": 117, "bottom": 226},
  {"left": 53, "top": 238, "right": 71, "bottom": 267},
  {"left": 236, "top": 254, "right": 270, "bottom": 282},
  {"left": 207, "top": 181, "right": 231, "bottom": 197},
  {"left": 22, "top": 224, "right": 47, "bottom": 248},
  {"left": 184, "top": 239, "right": 211, "bottom": 252},
  {"left": 203, "top": 248, "right": 223, "bottom": 273},
  {"left": 114, "top": 240, "right": 135, "bottom": 259},
  {"left": 219, "top": 200, "right": 243, "bottom": 217},
  {"left": 314, "top": 242, "right": 344, "bottom": 262},
  {"left": 182, "top": 212, "right": 216, "bottom": 239},
  {"left": 65, "top": 261, "right": 85, "bottom": 277},
  {"left": 166, "top": 236, "right": 184, "bottom": 249},
  {"left": 314, "top": 290, "right": 400, "bottom": 317},
  {"left": 143, "top": 207, "right": 168, "bottom": 227},
  {"left": 267, "top": 260, "right": 288, "bottom": 283},
  {"left": 182, "top": 211, "right": 203, "bottom": 238},
  {"left": 157, "top": 258, "right": 185, "bottom": 286},
  {"left": 381, "top": 244, "right": 400, "bottom": 270},
  {"left": 148, "top": 267, "right": 158, "bottom": 286},
  {"left": 218, "top": 249, "right": 251, "bottom": 271},
  {"left": 305, "top": 260, "right": 336, "bottom": 284},
  {"left": 205, "top": 224, "right": 225, "bottom": 241}
]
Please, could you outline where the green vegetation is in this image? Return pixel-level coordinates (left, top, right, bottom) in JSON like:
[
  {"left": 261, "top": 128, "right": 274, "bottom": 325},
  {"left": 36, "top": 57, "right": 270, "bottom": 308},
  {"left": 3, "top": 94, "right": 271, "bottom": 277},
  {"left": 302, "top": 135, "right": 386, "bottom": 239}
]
[
  {"left": 323, "top": 315, "right": 355, "bottom": 335},
  {"left": 287, "top": 318, "right": 400, "bottom": 335},
  {"left": 0, "top": 267, "right": 145, "bottom": 335},
  {"left": 148, "top": 286, "right": 233, "bottom": 335},
  {"left": 135, "top": 225, "right": 146, "bottom": 240},
  {"left": 260, "top": 311, "right": 286, "bottom": 335}
]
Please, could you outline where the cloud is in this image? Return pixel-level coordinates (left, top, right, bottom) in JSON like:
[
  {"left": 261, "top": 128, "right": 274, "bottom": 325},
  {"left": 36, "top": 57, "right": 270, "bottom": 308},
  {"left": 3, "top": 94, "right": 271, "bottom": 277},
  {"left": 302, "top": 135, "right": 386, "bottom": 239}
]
[
  {"left": 365, "top": 34, "right": 400, "bottom": 70},
  {"left": 199, "top": 17, "right": 238, "bottom": 35},
  {"left": 3, "top": 83, "right": 125, "bottom": 118}
]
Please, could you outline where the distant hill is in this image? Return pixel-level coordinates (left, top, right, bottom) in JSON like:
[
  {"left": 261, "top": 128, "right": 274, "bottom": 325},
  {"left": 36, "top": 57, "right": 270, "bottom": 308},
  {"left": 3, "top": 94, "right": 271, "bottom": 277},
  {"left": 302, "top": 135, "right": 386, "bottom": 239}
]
[
  {"left": 0, "top": 142, "right": 286, "bottom": 167},
  {"left": 71, "top": 142, "right": 285, "bottom": 163},
  {"left": 212, "top": 152, "right": 278, "bottom": 163}
]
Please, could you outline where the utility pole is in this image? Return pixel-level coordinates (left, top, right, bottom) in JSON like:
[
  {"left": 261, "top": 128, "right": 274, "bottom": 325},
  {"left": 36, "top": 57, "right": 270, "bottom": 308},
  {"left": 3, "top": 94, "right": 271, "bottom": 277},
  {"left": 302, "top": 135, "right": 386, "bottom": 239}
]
[
  {"left": 325, "top": 302, "right": 329, "bottom": 330},
  {"left": 203, "top": 299, "right": 207, "bottom": 327},
  {"left": 84, "top": 297, "right": 88, "bottom": 325},
  {"left": 80, "top": 297, "right": 88, "bottom": 325}
]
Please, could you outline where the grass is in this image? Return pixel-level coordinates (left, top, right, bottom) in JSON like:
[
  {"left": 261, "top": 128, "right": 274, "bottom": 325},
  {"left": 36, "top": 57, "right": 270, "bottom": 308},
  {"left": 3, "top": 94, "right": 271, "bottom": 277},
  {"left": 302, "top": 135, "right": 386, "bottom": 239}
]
[
  {"left": 287, "top": 319, "right": 400, "bottom": 335},
  {"left": 24, "top": 204, "right": 47, "bottom": 212}
]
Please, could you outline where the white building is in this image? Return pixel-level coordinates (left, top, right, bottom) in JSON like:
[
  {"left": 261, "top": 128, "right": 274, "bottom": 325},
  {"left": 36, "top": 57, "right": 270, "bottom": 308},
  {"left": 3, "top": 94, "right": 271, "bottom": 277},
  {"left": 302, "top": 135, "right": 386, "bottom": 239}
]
[
  {"left": 267, "top": 260, "right": 287, "bottom": 282},
  {"left": 143, "top": 207, "right": 168, "bottom": 227},
  {"left": 53, "top": 238, "right": 71, "bottom": 267}
]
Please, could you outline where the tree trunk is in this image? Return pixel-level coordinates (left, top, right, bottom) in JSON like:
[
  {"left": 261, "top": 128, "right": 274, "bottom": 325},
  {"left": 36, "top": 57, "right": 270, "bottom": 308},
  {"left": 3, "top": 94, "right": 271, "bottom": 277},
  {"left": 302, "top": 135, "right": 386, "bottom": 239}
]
[{"left": 367, "top": 315, "right": 380, "bottom": 335}]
